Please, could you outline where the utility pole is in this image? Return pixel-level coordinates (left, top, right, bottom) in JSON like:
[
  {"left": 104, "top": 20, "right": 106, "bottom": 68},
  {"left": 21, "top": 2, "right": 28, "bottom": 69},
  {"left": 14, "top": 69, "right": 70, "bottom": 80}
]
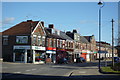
[
  {"left": 111, "top": 19, "right": 114, "bottom": 67},
  {"left": 104, "top": 43, "right": 107, "bottom": 67}
]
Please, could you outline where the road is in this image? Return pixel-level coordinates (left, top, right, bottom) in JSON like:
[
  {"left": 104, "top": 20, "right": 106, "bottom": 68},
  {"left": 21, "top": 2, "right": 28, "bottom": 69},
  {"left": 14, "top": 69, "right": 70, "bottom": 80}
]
[{"left": 1, "top": 61, "right": 120, "bottom": 80}]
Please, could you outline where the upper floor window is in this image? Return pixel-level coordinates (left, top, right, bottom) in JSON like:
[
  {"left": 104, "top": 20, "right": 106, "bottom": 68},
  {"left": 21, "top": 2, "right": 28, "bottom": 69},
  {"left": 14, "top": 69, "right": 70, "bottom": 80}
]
[
  {"left": 38, "top": 36, "right": 41, "bottom": 46},
  {"left": 49, "top": 38, "right": 52, "bottom": 47},
  {"left": 16, "top": 36, "right": 28, "bottom": 44},
  {"left": 3, "top": 36, "right": 8, "bottom": 45},
  {"left": 42, "top": 36, "right": 45, "bottom": 46},
  {"left": 32, "top": 35, "right": 37, "bottom": 45},
  {"left": 53, "top": 39, "right": 56, "bottom": 48}
]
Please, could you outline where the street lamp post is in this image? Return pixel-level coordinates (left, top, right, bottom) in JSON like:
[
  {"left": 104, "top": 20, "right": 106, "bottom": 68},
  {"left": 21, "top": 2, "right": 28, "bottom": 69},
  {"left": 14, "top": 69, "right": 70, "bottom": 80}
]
[
  {"left": 111, "top": 19, "right": 115, "bottom": 67},
  {"left": 98, "top": 1, "right": 104, "bottom": 71}
]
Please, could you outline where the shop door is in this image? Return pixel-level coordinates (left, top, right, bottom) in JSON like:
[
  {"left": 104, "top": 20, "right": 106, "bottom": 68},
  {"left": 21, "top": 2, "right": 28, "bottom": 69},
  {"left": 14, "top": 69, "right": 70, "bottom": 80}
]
[{"left": 15, "top": 53, "right": 24, "bottom": 62}]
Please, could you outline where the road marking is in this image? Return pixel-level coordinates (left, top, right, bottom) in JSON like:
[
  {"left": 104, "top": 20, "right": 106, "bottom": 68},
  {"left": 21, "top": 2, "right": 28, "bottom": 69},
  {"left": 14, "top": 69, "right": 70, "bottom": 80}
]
[
  {"left": 31, "top": 69, "right": 37, "bottom": 71},
  {"left": 26, "top": 70, "right": 31, "bottom": 71},
  {"left": 79, "top": 71, "right": 86, "bottom": 73},
  {"left": 13, "top": 72, "right": 21, "bottom": 73}
]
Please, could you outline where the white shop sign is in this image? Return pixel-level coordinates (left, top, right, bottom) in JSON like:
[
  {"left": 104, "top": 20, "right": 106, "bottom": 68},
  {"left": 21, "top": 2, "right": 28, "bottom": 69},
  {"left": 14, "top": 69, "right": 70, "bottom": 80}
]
[
  {"left": 14, "top": 45, "right": 30, "bottom": 49},
  {"left": 46, "top": 51, "right": 56, "bottom": 54},
  {"left": 32, "top": 46, "right": 45, "bottom": 50}
]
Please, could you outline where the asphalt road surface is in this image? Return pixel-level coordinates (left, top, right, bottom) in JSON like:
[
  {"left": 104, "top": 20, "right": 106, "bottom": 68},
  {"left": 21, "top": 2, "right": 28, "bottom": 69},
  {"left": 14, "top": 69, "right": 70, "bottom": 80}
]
[{"left": 1, "top": 61, "right": 120, "bottom": 80}]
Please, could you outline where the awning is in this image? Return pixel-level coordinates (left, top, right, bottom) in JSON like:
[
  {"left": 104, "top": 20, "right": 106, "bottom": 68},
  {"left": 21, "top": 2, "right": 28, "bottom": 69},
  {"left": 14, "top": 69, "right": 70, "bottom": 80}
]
[
  {"left": 94, "top": 52, "right": 97, "bottom": 53},
  {"left": 13, "top": 49, "right": 25, "bottom": 53},
  {"left": 98, "top": 51, "right": 108, "bottom": 53}
]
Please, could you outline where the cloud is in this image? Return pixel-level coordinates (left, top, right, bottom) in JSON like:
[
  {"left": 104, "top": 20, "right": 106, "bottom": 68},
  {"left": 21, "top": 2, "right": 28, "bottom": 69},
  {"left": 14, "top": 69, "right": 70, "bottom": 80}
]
[{"left": 2, "top": 17, "right": 15, "bottom": 24}]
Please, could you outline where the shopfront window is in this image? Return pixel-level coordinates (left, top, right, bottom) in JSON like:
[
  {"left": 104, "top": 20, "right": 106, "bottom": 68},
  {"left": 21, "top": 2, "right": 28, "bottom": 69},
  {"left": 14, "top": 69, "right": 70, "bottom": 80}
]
[{"left": 35, "top": 52, "right": 45, "bottom": 62}]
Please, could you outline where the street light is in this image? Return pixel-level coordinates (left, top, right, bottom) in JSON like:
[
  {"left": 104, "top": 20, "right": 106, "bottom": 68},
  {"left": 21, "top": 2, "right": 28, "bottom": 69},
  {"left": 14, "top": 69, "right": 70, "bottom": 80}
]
[
  {"left": 98, "top": 0, "right": 105, "bottom": 71},
  {"left": 111, "top": 19, "right": 115, "bottom": 67}
]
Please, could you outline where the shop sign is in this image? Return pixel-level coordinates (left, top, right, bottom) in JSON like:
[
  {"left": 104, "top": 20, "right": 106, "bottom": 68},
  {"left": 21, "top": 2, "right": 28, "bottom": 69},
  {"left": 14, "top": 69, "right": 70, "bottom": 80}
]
[
  {"left": 65, "top": 49, "right": 74, "bottom": 52},
  {"left": 46, "top": 47, "right": 56, "bottom": 51},
  {"left": 14, "top": 45, "right": 30, "bottom": 49},
  {"left": 82, "top": 50, "right": 87, "bottom": 53},
  {"left": 57, "top": 48, "right": 66, "bottom": 51},
  {"left": 46, "top": 50, "right": 56, "bottom": 54},
  {"left": 32, "top": 46, "right": 45, "bottom": 50},
  {"left": 52, "top": 48, "right": 56, "bottom": 50}
]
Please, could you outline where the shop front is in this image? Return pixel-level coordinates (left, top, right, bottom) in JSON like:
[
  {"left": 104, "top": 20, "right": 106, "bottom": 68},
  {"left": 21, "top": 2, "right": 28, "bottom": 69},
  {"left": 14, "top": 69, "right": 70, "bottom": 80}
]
[
  {"left": 56, "top": 48, "right": 68, "bottom": 63},
  {"left": 46, "top": 47, "right": 56, "bottom": 63},
  {"left": 66, "top": 49, "right": 74, "bottom": 63},
  {"left": 81, "top": 50, "right": 92, "bottom": 62},
  {"left": 13, "top": 45, "right": 30, "bottom": 63},
  {"left": 32, "top": 46, "right": 46, "bottom": 64},
  {"left": 13, "top": 45, "right": 46, "bottom": 64},
  {"left": 74, "top": 49, "right": 82, "bottom": 62}
]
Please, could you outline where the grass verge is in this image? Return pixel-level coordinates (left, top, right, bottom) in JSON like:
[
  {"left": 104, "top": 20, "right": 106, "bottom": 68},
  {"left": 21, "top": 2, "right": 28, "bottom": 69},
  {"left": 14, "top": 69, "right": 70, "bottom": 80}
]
[{"left": 101, "top": 67, "right": 120, "bottom": 73}]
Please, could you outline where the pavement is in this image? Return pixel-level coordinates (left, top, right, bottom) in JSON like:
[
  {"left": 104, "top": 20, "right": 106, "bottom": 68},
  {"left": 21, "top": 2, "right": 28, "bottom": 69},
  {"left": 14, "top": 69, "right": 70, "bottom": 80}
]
[{"left": 1, "top": 61, "right": 120, "bottom": 80}]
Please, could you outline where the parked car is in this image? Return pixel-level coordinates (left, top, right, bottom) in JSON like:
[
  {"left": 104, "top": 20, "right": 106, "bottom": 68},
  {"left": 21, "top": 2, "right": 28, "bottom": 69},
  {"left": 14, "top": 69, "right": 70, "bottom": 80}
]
[
  {"left": 58, "top": 58, "right": 68, "bottom": 64},
  {"left": 114, "top": 57, "right": 120, "bottom": 62},
  {"left": 76, "top": 57, "right": 86, "bottom": 63}
]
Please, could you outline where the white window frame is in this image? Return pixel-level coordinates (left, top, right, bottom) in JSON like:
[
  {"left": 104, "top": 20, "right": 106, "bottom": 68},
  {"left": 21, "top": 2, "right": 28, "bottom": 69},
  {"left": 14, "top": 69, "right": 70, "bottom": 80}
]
[{"left": 16, "top": 36, "right": 28, "bottom": 44}]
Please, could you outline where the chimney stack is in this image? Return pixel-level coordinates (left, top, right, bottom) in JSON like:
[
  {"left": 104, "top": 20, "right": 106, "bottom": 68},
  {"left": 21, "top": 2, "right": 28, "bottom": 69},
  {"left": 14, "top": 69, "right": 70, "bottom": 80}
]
[
  {"left": 73, "top": 29, "right": 77, "bottom": 33},
  {"left": 41, "top": 21, "right": 44, "bottom": 27},
  {"left": 27, "top": 20, "right": 32, "bottom": 22},
  {"left": 49, "top": 24, "right": 54, "bottom": 28}
]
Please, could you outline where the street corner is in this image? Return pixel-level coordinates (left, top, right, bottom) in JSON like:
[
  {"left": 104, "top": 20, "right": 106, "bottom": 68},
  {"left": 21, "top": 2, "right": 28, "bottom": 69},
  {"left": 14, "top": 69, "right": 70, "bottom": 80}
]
[
  {"left": 69, "top": 68, "right": 102, "bottom": 77},
  {"left": 69, "top": 70, "right": 87, "bottom": 77}
]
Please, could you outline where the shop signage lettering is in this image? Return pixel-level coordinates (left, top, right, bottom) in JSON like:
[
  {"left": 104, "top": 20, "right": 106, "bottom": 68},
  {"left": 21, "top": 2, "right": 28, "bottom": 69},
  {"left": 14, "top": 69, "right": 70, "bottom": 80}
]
[
  {"left": 32, "top": 46, "right": 45, "bottom": 50},
  {"left": 14, "top": 46, "right": 30, "bottom": 49}
]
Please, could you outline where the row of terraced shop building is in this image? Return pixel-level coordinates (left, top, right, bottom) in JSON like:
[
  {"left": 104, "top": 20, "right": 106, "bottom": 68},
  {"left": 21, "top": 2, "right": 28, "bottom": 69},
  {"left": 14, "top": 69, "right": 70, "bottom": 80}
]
[{"left": 1, "top": 20, "right": 118, "bottom": 64}]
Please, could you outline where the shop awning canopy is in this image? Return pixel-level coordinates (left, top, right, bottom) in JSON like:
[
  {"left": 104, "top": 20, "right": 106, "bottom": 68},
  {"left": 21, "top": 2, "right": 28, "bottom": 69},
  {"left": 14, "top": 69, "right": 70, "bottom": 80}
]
[
  {"left": 13, "top": 49, "right": 25, "bottom": 53},
  {"left": 98, "top": 50, "right": 108, "bottom": 53}
]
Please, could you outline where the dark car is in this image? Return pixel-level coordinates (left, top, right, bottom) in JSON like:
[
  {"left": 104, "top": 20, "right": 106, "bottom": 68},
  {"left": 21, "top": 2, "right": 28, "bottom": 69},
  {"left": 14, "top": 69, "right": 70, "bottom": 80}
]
[
  {"left": 114, "top": 57, "right": 120, "bottom": 62},
  {"left": 76, "top": 57, "right": 86, "bottom": 63},
  {"left": 58, "top": 58, "right": 68, "bottom": 64}
]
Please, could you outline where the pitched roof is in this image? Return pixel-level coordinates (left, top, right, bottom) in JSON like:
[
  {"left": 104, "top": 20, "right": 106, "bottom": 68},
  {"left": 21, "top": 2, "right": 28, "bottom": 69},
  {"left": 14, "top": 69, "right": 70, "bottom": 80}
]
[
  {"left": 44, "top": 27, "right": 63, "bottom": 39},
  {"left": 84, "top": 36, "right": 92, "bottom": 42},
  {"left": 2, "top": 20, "right": 39, "bottom": 35},
  {"left": 60, "top": 31, "right": 73, "bottom": 40},
  {"left": 80, "top": 36, "right": 89, "bottom": 43}
]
